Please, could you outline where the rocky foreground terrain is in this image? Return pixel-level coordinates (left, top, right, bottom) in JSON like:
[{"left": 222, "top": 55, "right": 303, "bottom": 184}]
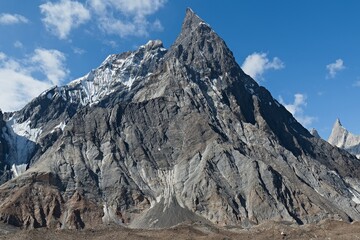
[
  {"left": 0, "top": 8, "right": 359, "bottom": 232},
  {"left": 0, "top": 220, "right": 360, "bottom": 240}
]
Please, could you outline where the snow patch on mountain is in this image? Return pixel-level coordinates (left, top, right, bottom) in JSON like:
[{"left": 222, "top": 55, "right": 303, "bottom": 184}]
[
  {"left": 57, "top": 40, "right": 167, "bottom": 106},
  {"left": 7, "top": 117, "right": 42, "bottom": 142},
  {"left": 51, "top": 121, "right": 66, "bottom": 133},
  {"left": 2, "top": 116, "right": 42, "bottom": 177},
  {"left": 11, "top": 163, "right": 27, "bottom": 178}
]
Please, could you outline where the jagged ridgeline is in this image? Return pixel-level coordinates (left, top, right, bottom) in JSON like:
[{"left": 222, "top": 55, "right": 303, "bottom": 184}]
[
  {"left": 328, "top": 119, "right": 360, "bottom": 159},
  {"left": 0, "top": 8, "right": 360, "bottom": 229}
]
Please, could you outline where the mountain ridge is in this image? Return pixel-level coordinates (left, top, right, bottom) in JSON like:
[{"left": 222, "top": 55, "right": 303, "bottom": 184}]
[
  {"left": 328, "top": 119, "right": 360, "bottom": 159},
  {"left": 0, "top": 9, "right": 359, "bottom": 230}
]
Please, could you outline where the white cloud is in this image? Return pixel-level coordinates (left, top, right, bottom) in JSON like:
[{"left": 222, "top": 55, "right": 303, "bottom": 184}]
[
  {"left": 241, "top": 52, "right": 284, "bottom": 81},
  {"left": 279, "top": 93, "right": 316, "bottom": 127},
  {"left": 104, "top": 40, "right": 119, "bottom": 49},
  {"left": 0, "top": 52, "right": 6, "bottom": 61},
  {"left": 31, "top": 48, "right": 69, "bottom": 85},
  {"left": 0, "top": 13, "right": 29, "bottom": 25},
  {"left": 39, "top": 0, "right": 166, "bottom": 39},
  {"left": 72, "top": 47, "right": 86, "bottom": 55},
  {"left": 151, "top": 19, "right": 164, "bottom": 31},
  {"left": 90, "top": 0, "right": 167, "bottom": 16},
  {"left": 13, "top": 41, "right": 23, "bottom": 49},
  {"left": 40, "top": 0, "right": 90, "bottom": 39},
  {"left": 0, "top": 69, "right": 52, "bottom": 112},
  {"left": 326, "top": 59, "right": 345, "bottom": 78},
  {"left": 89, "top": 0, "right": 167, "bottom": 38},
  {"left": 0, "top": 49, "right": 69, "bottom": 112}
]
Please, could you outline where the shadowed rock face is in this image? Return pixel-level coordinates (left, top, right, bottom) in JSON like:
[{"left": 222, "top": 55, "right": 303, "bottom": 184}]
[
  {"left": 0, "top": 110, "right": 10, "bottom": 184},
  {"left": 0, "top": 8, "right": 360, "bottom": 230}
]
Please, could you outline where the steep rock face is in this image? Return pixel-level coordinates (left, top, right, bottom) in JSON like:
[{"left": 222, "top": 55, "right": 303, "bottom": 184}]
[
  {"left": 0, "top": 39, "right": 166, "bottom": 180},
  {"left": 328, "top": 119, "right": 360, "bottom": 159},
  {"left": 1, "top": 87, "right": 79, "bottom": 180},
  {"left": 0, "top": 9, "right": 360, "bottom": 229},
  {"left": 0, "top": 110, "right": 5, "bottom": 162},
  {"left": 0, "top": 110, "right": 10, "bottom": 184}
]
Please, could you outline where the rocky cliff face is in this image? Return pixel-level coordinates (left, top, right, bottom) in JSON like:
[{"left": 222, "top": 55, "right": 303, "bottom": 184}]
[
  {"left": 0, "top": 110, "right": 10, "bottom": 184},
  {"left": 0, "top": 9, "right": 360, "bottom": 230},
  {"left": 328, "top": 119, "right": 360, "bottom": 159}
]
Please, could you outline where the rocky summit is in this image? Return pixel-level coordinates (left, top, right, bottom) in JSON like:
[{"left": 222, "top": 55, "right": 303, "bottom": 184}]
[
  {"left": 328, "top": 119, "right": 360, "bottom": 159},
  {"left": 0, "top": 9, "right": 360, "bottom": 230}
]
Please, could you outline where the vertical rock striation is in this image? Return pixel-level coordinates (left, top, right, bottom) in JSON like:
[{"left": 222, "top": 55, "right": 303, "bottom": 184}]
[{"left": 0, "top": 9, "right": 359, "bottom": 229}]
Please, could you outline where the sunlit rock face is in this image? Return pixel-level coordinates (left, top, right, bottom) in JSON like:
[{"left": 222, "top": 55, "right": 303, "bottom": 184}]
[
  {"left": 328, "top": 119, "right": 360, "bottom": 159},
  {"left": 0, "top": 9, "right": 360, "bottom": 229}
]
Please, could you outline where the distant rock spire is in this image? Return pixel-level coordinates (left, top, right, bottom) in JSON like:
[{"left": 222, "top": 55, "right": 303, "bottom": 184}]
[
  {"left": 335, "top": 118, "right": 342, "bottom": 127},
  {"left": 328, "top": 118, "right": 360, "bottom": 158}
]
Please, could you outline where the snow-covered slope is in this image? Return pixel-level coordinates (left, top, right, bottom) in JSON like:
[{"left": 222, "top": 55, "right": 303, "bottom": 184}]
[
  {"left": 2, "top": 116, "right": 41, "bottom": 177},
  {"left": 328, "top": 119, "right": 360, "bottom": 158},
  {"left": 56, "top": 40, "right": 166, "bottom": 106},
  {"left": 0, "top": 40, "right": 167, "bottom": 181},
  {"left": 1, "top": 9, "right": 360, "bottom": 230}
]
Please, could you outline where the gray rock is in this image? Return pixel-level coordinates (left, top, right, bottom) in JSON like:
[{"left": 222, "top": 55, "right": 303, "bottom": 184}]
[
  {"left": 328, "top": 119, "right": 360, "bottom": 158},
  {"left": 0, "top": 8, "right": 360, "bottom": 230},
  {"left": 0, "top": 110, "right": 11, "bottom": 184},
  {"left": 310, "top": 128, "right": 321, "bottom": 138}
]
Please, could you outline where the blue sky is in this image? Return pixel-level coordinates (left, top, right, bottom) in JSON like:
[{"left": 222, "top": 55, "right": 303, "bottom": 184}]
[{"left": 0, "top": 0, "right": 359, "bottom": 139}]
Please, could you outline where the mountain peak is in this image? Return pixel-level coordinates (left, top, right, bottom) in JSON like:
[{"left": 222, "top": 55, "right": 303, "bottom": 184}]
[
  {"left": 335, "top": 118, "right": 342, "bottom": 127},
  {"left": 1, "top": 8, "right": 360, "bottom": 231},
  {"left": 168, "top": 8, "right": 242, "bottom": 84},
  {"left": 328, "top": 118, "right": 360, "bottom": 158},
  {"left": 328, "top": 118, "right": 347, "bottom": 146},
  {"left": 183, "top": 8, "right": 205, "bottom": 29},
  {"left": 179, "top": 8, "right": 210, "bottom": 38},
  {"left": 310, "top": 128, "right": 321, "bottom": 138}
]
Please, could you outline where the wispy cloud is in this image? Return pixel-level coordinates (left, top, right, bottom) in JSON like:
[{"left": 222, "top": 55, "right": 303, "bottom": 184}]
[
  {"left": 40, "top": 0, "right": 91, "bottom": 39},
  {"left": 279, "top": 93, "right": 316, "bottom": 127},
  {"left": 13, "top": 41, "right": 23, "bottom": 49},
  {"left": 39, "top": 0, "right": 167, "bottom": 40},
  {"left": 0, "top": 13, "right": 29, "bottom": 25},
  {"left": 72, "top": 47, "right": 86, "bottom": 55},
  {"left": 0, "top": 52, "right": 6, "bottom": 61},
  {"left": 104, "top": 40, "right": 119, "bottom": 49},
  {"left": 31, "top": 48, "right": 69, "bottom": 85},
  {"left": 326, "top": 59, "right": 345, "bottom": 78},
  {"left": 353, "top": 81, "right": 360, "bottom": 87},
  {"left": 0, "top": 50, "right": 69, "bottom": 112},
  {"left": 89, "top": 0, "right": 167, "bottom": 38},
  {"left": 241, "top": 52, "right": 284, "bottom": 81}
]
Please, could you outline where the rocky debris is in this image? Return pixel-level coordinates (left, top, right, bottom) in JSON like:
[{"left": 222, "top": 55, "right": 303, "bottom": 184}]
[
  {"left": 328, "top": 119, "right": 360, "bottom": 158},
  {"left": 0, "top": 8, "right": 359, "bottom": 230},
  {"left": 1, "top": 220, "right": 360, "bottom": 240},
  {"left": 0, "top": 172, "right": 103, "bottom": 229}
]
